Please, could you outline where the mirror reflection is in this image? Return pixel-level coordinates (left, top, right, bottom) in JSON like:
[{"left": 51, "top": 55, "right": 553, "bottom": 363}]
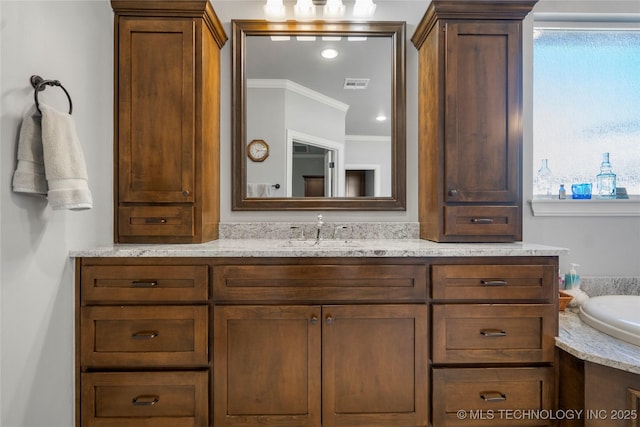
[{"left": 232, "top": 20, "right": 406, "bottom": 210}]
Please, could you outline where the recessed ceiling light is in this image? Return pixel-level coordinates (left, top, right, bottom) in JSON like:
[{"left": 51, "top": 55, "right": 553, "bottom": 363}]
[
  {"left": 376, "top": 114, "right": 387, "bottom": 122},
  {"left": 321, "top": 48, "right": 339, "bottom": 59}
]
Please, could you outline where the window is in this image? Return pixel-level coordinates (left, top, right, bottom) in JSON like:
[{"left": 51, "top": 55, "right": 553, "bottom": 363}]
[{"left": 533, "top": 28, "right": 640, "bottom": 198}]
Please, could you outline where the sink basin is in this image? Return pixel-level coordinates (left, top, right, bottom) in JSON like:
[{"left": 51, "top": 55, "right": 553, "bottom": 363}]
[
  {"left": 579, "top": 295, "right": 640, "bottom": 347},
  {"left": 279, "top": 240, "right": 361, "bottom": 248}
]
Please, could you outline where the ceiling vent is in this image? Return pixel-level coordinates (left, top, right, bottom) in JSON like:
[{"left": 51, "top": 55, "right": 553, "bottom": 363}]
[{"left": 344, "top": 78, "right": 370, "bottom": 90}]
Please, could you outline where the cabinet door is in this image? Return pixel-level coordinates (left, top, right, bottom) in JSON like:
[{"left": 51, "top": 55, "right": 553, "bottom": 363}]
[
  {"left": 444, "top": 21, "right": 521, "bottom": 204},
  {"left": 118, "top": 17, "right": 195, "bottom": 203},
  {"left": 322, "top": 305, "right": 429, "bottom": 427},
  {"left": 213, "top": 306, "right": 321, "bottom": 427}
]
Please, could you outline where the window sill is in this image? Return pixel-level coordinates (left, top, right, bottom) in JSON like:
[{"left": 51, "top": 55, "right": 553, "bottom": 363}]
[{"left": 529, "top": 197, "right": 640, "bottom": 217}]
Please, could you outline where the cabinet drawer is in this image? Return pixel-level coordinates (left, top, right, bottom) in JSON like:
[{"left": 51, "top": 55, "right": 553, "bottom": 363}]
[
  {"left": 81, "top": 265, "right": 208, "bottom": 304},
  {"left": 432, "top": 367, "right": 555, "bottom": 426},
  {"left": 119, "top": 206, "right": 194, "bottom": 238},
  {"left": 432, "top": 304, "right": 556, "bottom": 364},
  {"left": 444, "top": 206, "right": 520, "bottom": 240},
  {"left": 81, "top": 306, "right": 208, "bottom": 367},
  {"left": 213, "top": 263, "right": 427, "bottom": 302},
  {"left": 81, "top": 371, "right": 208, "bottom": 427},
  {"left": 432, "top": 264, "right": 556, "bottom": 301}
]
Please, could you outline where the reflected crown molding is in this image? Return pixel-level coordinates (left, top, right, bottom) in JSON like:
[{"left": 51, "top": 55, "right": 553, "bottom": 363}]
[{"left": 248, "top": 78, "right": 350, "bottom": 112}]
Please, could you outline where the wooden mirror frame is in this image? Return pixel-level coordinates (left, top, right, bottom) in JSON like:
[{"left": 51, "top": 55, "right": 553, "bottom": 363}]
[{"left": 232, "top": 20, "right": 406, "bottom": 211}]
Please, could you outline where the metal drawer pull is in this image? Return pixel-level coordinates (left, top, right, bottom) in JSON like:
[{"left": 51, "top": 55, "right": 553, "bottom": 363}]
[
  {"left": 131, "top": 280, "right": 158, "bottom": 288},
  {"left": 132, "top": 395, "right": 159, "bottom": 406},
  {"left": 480, "top": 391, "right": 507, "bottom": 402},
  {"left": 132, "top": 330, "right": 159, "bottom": 340},
  {"left": 470, "top": 218, "right": 494, "bottom": 224},
  {"left": 144, "top": 218, "right": 167, "bottom": 224},
  {"left": 480, "top": 329, "right": 507, "bottom": 337},
  {"left": 480, "top": 279, "right": 508, "bottom": 287}
]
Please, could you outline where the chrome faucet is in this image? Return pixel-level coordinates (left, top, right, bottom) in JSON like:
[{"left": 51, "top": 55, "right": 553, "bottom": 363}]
[{"left": 315, "top": 214, "right": 324, "bottom": 243}]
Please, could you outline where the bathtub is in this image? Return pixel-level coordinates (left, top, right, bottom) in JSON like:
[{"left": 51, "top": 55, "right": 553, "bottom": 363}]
[{"left": 579, "top": 295, "right": 640, "bottom": 347}]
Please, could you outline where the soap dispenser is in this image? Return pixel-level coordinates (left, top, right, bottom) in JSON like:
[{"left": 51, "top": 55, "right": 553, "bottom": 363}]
[
  {"left": 563, "top": 264, "right": 589, "bottom": 308},
  {"left": 564, "top": 263, "right": 580, "bottom": 289}
]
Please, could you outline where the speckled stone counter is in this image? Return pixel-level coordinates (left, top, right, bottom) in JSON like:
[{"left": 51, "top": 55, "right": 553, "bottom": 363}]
[
  {"left": 70, "top": 239, "right": 567, "bottom": 258},
  {"left": 557, "top": 309, "right": 640, "bottom": 374}
]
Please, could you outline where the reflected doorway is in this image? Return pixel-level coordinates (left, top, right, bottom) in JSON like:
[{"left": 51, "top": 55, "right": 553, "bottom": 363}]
[
  {"left": 287, "top": 130, "right": 345, "bottom": 197},
  {"left": 345, "top": 170, "right": 375, "bottom": 197}
]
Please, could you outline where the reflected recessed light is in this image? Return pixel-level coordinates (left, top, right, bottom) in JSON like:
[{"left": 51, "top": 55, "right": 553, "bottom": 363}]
[
  {"left": 321, "top": 48, "right": 339, "bottom": 59},
  {"left": 376, "top": 115, "right": 387, "bottom": 122}
]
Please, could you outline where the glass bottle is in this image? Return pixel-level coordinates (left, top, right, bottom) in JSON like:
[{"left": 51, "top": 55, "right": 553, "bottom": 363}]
[
  {"left": 596, "top": 152, "right": 617, "bottom": 199},
  {"left": 558, "top": 184, "right": 566, "bottom": 199},
  {"left": 535, "top": 159, "right": 553, "bottom": 197}
]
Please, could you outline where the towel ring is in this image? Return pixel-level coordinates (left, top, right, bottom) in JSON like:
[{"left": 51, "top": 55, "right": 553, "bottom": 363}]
[{"left": 30, "top": 75, "right": 73, "bottom": 115}]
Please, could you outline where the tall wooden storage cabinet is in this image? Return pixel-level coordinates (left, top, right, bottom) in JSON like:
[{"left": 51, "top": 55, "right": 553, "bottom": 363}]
[
  {"left": 112, "top": 0, "right": 227, "bottom": 243},
  {"left": 412, "top": 0, "right": 537, "bottom": 242}
]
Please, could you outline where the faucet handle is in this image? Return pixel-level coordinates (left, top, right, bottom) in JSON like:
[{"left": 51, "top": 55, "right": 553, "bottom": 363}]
[
  {"left": 333, "top": 225, "right": 349, "bottom": 240},
  {"left": 289, "top": 226, "right": 305, "bottom": 240}
]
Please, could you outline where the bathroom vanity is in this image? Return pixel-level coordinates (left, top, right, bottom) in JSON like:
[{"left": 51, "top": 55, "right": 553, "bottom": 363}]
[
  {"left": 91, "top": 0, "right": 564, "bottom": 425},
  {"left": 74, "top": 241, "right": 563, "bottom": 427}
]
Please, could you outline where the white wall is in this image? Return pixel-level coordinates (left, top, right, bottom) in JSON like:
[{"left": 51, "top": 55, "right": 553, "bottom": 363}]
[
  {"left": 0, "top": 1, "right": 638, "bottom": 426},
  {"left": 0, "top": 2, "right": 113, "bottom": 426}
]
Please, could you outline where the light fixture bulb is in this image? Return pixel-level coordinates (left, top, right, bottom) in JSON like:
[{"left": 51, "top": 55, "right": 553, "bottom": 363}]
[
  {"left": 294, "top": 0, "right": 316, "bottom": 20},
  {"left": 323, "top": 0, "right": 345, "bottom": 19},
  {"left": 353, "top": 0, "right": 376, "bottom": 18},
  {"left": 321, "top": 48, "right": 339, "bottom": 59},
  {"left": 263, "top": 0, "right": 286, "bottom": 21}
]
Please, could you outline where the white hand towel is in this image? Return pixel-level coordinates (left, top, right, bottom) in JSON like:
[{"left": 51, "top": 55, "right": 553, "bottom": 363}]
[
  {"left": 12, "top": 105, "right": 48, "bottom": 195},
  {"left": 247, "top": 183, "right": 272, "bottom": 197},
  {"left": 40, "top": 103, "right": 93, "bottom": 210}
]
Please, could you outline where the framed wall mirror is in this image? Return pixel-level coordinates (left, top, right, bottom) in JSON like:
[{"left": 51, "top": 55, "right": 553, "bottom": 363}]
[{"left": 232, "top": 19, "right": 406, "bottom": 210}]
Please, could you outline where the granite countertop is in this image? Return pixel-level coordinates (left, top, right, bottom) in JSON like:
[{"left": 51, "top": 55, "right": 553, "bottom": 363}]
[
  {"left": 557, "top": 309, "right": 640, "bottom": 374},
  {"left": 70, "top": 239, "right": 568, "bottom": 258}
]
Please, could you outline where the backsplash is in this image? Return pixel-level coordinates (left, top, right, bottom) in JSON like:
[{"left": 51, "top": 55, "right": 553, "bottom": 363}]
[
  {"left": 219, "top": 222, "right": 420, "bottom": 240},
  {"left": 579, "top": 277, "right": 640, "bottom": 296}
]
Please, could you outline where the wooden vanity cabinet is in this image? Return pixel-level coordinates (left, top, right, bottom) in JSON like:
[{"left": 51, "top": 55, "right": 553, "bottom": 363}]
[
  {"left": 76, "top": 257, "right": 211, "bottom": 427},
  {"left": 430, "top": 258, "right": 559, "bottom": 426},
  {"left": 112, "top": 1, "right": 227, "bottom": 244},
  {"left": 212, "top": 259, "right": 429, "bottom": 427},
  {"left": 214, "top": 304, "right": 428, "bottom": 427},
  {"left": 559, "top": 350, "right": 640, "bottom": 427},
  {"left": 412, "top": 1, "right": 537, "bottom": 242},
  {"left": 76, "top": 255, "right": 559, "bottom": 427}
]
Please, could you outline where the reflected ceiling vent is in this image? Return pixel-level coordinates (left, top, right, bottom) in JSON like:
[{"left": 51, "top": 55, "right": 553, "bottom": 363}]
[
  {"left": 293, "top": 143, "right": 310, "bottom": 153},
  {"left": 344, "top": 78, "right": 370, "bottom": 90}
]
